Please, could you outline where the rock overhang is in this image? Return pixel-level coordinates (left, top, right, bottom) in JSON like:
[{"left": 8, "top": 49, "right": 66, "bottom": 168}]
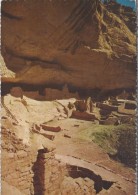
[{"left": 1, "top": 0, "right": 136, "bottom": 92}]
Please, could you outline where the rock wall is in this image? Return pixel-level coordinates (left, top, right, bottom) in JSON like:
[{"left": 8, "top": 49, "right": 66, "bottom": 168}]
[
  {"left": 2, "top": 127, "right": 67, "bottom": 195},
  {"left": 1, "top": 128, "right": 37, "bottom": 195},
  {"left": 1, "top": 0, "right": 136, "bottom": 91},
  {"left": 103, "top": 0, "right": 136, "bottom": 33},
  {"left": 33, "top": 150, "right": 67, "bottom": 195}
]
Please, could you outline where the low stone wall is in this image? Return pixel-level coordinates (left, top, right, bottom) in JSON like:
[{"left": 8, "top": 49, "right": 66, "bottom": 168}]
[
  {"left": 1, "top": 128, "right": 37, "bottom": 195},
  {"left": 1, "top": 128, "right": 70, "bottom": 195}
]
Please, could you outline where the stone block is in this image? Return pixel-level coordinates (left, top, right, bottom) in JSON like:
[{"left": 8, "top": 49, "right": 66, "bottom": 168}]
[{"left": 41, "top": 124, "right": 61, "bottom": 132}]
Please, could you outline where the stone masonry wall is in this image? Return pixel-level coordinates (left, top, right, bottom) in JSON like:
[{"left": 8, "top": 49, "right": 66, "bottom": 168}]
[
  {"left": 33, "top": 150, "right": 67, "bottom": 195},
  {"left": 1, "top": 127, "right": 37, "bottom": 195},
  {"left": 1, "top": 127, "right": 68, "bottom": 195},
  {"left": 2, "top": 127, "right": 102, "bottom": 195}
]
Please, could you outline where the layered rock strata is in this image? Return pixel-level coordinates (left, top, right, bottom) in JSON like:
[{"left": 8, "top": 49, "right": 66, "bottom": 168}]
[{"left": 1, "top": 0, "right": 136, "bottom": 91}]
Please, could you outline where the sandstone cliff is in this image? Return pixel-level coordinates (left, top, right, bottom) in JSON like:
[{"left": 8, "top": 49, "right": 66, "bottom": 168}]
[
  {"left": 1, "top": 0, "right": 136, "bottom": 91},
  {"left": 1, "top": 1, "right": 136, "bottom": 194}
]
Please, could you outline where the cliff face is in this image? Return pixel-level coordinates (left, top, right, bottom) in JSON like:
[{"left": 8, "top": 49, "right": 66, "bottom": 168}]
[
  {"left": 104, "top": 0, "right": 136, "bottom": 33},
  {"left": 1, "top": 0, "right": 136, "bottom": 91},
  {"left": 1, "top": 2, "right": 136, "bottom": 194}
]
